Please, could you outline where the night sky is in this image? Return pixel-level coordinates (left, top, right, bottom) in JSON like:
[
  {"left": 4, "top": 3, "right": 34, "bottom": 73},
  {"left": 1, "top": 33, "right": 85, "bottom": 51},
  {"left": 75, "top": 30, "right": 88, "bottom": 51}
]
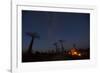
[{"left": 22, "top": 10, "right": 90, "bottom": 52}]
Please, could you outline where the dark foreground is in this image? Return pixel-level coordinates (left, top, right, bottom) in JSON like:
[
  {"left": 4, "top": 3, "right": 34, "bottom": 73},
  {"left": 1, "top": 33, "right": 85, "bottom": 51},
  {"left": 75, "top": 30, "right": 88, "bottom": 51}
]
[{"left": 22, "top": 50, "right": 90, "bottom": 62}]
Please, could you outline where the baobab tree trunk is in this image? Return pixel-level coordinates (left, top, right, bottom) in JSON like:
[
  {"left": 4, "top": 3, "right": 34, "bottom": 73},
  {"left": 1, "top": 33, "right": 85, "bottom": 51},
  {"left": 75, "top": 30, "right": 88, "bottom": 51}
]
[
  {"left": 28, "top": 38, "right": 34, "bottom": 54},
  {"left": 59, "top": 40, "right": 65, "bottom": 53},
  {"left": 55, "top": 45, "right": 58, "bottom": 53},
  {"left": 61, "top": 43, "right": 64, "bottom": 53},
  {"left": 53, "top": 42, "right": 59, "bottom": 53}
]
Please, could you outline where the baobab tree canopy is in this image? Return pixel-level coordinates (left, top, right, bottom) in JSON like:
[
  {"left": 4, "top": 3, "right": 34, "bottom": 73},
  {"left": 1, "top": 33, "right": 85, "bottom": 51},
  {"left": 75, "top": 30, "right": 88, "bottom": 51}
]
[{"left": 26, "top": 32, "right": 40, "bottom": 39}]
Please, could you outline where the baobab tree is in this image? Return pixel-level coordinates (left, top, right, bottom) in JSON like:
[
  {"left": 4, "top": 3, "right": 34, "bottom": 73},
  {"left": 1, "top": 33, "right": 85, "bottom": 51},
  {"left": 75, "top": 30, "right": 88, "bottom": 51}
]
[
  {"left": 26, "top": 32, "right": 40, "bottom": 54},
  {"left": 59, "top": 40, "right": 65, "bottom": 53},
  {"left": 53, "top": 42, "right": 58, "bottom": 53}
]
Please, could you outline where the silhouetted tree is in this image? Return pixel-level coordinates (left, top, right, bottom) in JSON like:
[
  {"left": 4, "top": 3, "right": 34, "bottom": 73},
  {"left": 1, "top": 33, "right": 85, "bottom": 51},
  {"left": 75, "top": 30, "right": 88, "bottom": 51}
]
[
  {"left": 26, "top": 32, "right": 40, "bottom": 54},
  {"left": 59, "top": 40, "right": 65, "bottom": 53},
  {"left": 53, "top": 42, "right": 58, "bottom": 53}
]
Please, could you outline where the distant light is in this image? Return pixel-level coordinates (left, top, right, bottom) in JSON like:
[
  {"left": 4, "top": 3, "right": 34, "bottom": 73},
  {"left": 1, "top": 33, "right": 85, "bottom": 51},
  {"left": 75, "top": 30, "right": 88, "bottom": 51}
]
[
  {"left": 78, "top": 53, "right": 81, "bottom": 56},
  {"left": 73, "top": 52, "right": 77, "bottom": 55}
]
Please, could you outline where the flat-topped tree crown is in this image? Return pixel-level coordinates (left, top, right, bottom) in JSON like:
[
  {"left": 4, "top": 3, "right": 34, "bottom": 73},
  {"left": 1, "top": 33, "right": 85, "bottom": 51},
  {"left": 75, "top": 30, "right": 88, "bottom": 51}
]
[{"left": 26, "top": 32, "right": 40, "bottom": 39}]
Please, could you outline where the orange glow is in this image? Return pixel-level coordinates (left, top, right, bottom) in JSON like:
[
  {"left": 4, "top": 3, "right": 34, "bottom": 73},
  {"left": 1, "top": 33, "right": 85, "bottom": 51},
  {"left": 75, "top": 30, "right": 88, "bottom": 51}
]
[
  {"left": 78, "top": 53, "right": 81, "bottom": 56},
  {"left": 68, "top": 48, "right": 82, "bottom": 57},
  {"left": 72, "top": 51, "right": 78, "bottom": 55},
  {"left": 73, "top": 51, "right": 77, "bottom": 55}
]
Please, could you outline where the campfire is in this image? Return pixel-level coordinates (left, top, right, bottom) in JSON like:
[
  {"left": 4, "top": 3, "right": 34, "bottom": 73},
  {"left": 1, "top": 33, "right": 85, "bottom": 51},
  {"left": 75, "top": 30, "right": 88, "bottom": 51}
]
[{"left": 68, "top": 48, "right": 81, "bottom": 57}]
